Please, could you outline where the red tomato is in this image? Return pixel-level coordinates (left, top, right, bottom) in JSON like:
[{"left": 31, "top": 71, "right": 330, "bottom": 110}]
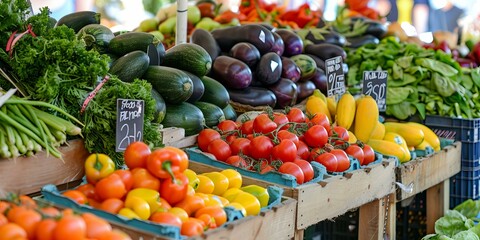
[
  {"left": 249, "top": 136, "right": 274, "bottom": 160},
  {"left": 273, "top": 112, "right": 289, "bottom": 129},
  {"left": 259, "top": 161, "right": 274, "bottom": 174},
  {"left": 277, "top": 130, "right": 299, "bottom": 145},
  {"left": 198, "top": 129, "right": 221, "bottom": 152},
  {"left": 240, "top": 120, "right": 254, "bottom": 136},
  {"left": 225, "top": 134, "right": 237, "bottom": 145},
  {"left": 286, "top": 107, "right": 306, "bottom": 123},
  {"left": 278, "top": 162, "right": 305, "bottom": 184},
  {"left": 295, "top": 140, "right": 310, "bottom": 160},
  {"left": 225, "top": 155, "right": 248, "bottom": 169},
  {"left": 207, "top": 139, "right": 232, "bottom": 162},
  {"left": 345, "top": 145, "right": 365, "bottom": 165},
  {"left": 293, "top": 159, "right": 314, "bottom": 182},
  {"left": 307, "top": 113, "right": 331, "bottom": 133},
  {"left": 303, "top": 125, "right": 328, "bottom": 148},
  {"left": 217, "top": 120, "right": 238, "bottom": 133},
  {"left": 362, "top": 144, "right": 376, "bottom": 165},
  {"left": 253, "top": 114, "right": 277, "bottom": 134},
  {"left": 230, "top": 138, "right": 251, "bottom": 156},
  {"left": 313, "top": 152, "right": 338, "bottom": 172},
  {"left": 124, "top": 141, "right": 151, "bottom": 169},
  {"left": 330, "top": 126, "right": 349, "bottom": 144},
  {"left": 271, "top": 139, "right": 297, "bottom": 163},
  {"left": 331, "top": 149, "right": 350, "bottom": 172}
]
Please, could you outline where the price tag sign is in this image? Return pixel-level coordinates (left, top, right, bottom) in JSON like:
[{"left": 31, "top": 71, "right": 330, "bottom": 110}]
[
  {"left": 362, "top": 70, "right": 387, "bottom": 111},
  {"left": 116, "top": 99, "right": 144, "bottom": 152},
  {"left": 325, "top": 56, "right": 345, "bottom": 98}
]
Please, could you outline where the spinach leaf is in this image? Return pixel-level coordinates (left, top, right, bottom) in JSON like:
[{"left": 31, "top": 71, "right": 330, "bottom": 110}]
[
  {"left": 392, "top": 63, "right": 403, "bottom": 80},
  {"left": 460, "top": 74, "right": 474, "bottom": 90},
  {"left": 452, "top": 231, "right": 479, "bottom": 240},
  {"left": 416, "top": 58, "right": 459, "bottom": 77},
  {"left": 386, "top": 102, "right": 416, "bottom": 120},
  {"left": 414, "top": 102, "right": 426, "bottom": 119},
  {"left": 433, "top": 73, "right": 457, "bottom": 97},
  {"left": 471, "top": 68, "right": 480, "bottom": 88},
  {"left": 454, "top": 199, "right": 480, "bottom": 219},
  {"left": 435, "top": 210, "right": 470, "bottom": 237},
  {"left": 395, "top": 55, "right": 414, "bottom": 69},
  {"left": 386, "top": 87, "right": 413, "bottom": 104},
  {"left": 421, "top": 234, "right": 453, "bottom": 240}
]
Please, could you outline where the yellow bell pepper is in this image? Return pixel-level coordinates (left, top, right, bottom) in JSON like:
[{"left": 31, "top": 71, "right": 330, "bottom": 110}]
[
  {"left": 240, "top": 185, "right": 269, "bottom": 208},
  {"left": 84, "top": 153, "right": 115, "bottom": 184},
  {"left": 118, "top": 208, "right": 140, "bottom": 219},
  {"left": 184, "top": 169, "right": 200, "bottom": 190},
  {"left": 124, "top": 196, "right": 151, "bottom": 220},
  {"left": 126, "top": 188, "right": 160, "bottom": 213}
]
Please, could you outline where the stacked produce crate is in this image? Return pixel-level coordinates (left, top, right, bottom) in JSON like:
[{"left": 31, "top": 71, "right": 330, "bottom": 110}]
[
  {"left": 424, "top": 116, "right": 480, "bottom": 207},
  {"left": 396, "top": 192, "right": 427, "bottom": 240}
]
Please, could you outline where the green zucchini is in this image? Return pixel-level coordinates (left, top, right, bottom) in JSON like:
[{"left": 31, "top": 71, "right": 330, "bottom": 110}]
[
  {"left": 108, "top": 32, "right": 161, "bottom": 56},
  {"left": 194, "top": 101, "right": 225, "bottom": 127},
  {"left": 222, "top": 104, "right": 237, "bottom": 121},
  {"left": 109, "top": 51, "right": 150, "bottom": 82},
  {"left": 55, "top": 11, "right": 101, "bottom": 33},
  {"left": 77, "top": 24, "right": 115, "bottom": 53},
  {"left": 151, "top": 89, "right": 166, "bottom": 123},
  {"left": 142, "top": 66, "right": 193, "bottom": 104},
  {"left": 199, "top": 76, "right": 230, "bottom": 109},
  {"left": 163, "top": 102, "right": 205, "bottom": 136},
  {"left": 161, "top": 43, "right": 212, "bottom": 77}
]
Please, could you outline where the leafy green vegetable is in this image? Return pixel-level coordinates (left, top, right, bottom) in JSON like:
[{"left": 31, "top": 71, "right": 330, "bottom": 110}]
[
  {"left": 435, "top": 210, "right": 471, "bottom": 237},
  {"left": 83, "top": 77, "right": 162, "bottom": 167},
  {"left": 0, "top": 0, "right": 31, "bottom": 46},
  {"left": 454, "top": 199, "right": 480, "bottom": 219},
  {"left": 386, "top": 87, "right": 413, "bottom": 105},
  {"left": 433, "top": 73, "right": 457, "bottom": 97}
]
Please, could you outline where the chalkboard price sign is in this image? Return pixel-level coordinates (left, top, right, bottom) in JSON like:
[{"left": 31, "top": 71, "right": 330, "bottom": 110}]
[
  {"left": 362, "top": 70, "right": 387, "bottom": 111},
  {"left": 325, "top": 56, "right": 345, "bottom": 97},
  {"left": 116, "top": 99, "right": 144, "bottom": 152}
]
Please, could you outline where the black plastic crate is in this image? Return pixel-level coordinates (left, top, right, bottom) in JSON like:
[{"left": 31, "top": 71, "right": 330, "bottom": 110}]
[
  {"left": 450, "top": 174, "right": 480, "bottom": 201},
  {"left": 396, "top": 192, "right": 427, "bottom": 240},
  {"left": 424, "top": 115, "right": 480, "bottom": 143},
  {"left": 304, "top": 210, "right": 358, "bottom": 240}
]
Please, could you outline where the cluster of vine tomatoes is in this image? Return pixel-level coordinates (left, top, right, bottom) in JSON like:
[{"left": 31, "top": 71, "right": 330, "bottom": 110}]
[
  {"left": 0, "top": 195, "right": 131, "bottom": 240},
  {"left": 197, "top": 107, "right": 376, "bottom": 184}
]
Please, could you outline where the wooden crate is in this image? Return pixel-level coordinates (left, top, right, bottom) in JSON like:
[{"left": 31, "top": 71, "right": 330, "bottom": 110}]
[
  {"left": 0, "top": 139, "right": 88, "bottom": 196},
  {"left": 191, "top": 197, "right": 297, "bottom": 240},
  {"left": 160, "top": 127, "right": 197, "bottom": 148},
  {"left": 109, "top": 221, "right": 174, "bottom": 240},
  {"left": 189, "top": 159, "right": 396, "bottom": 231},
  {"left": 396, "top": 141, "right": 462, "bottom": 201}
]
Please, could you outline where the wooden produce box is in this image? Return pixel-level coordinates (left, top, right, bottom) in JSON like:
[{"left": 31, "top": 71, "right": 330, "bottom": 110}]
[
  {"left": 0, "top": 139, "right": 88, "bottom": 196},
  {"left": 189, "top": 159, "right": 396, "bottom": 231},
  {"left": 160, "top": 127, "right": 198, "bottom": 149},
  {"left": 395, "top": 141, "right": 462, "bottom": 201},
  {"left": 191, "top": 197, "right": 297, "bottom": 240}
]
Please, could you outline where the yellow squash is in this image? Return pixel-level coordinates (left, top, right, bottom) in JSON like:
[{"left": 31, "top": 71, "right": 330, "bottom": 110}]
[
  {"left": 370, "top": 121, "right": 386, "bottom": 140},
  {"left": 306, "top": 94, "right": 332, "bottom": 122},
  {"left": 383, "top": 132, "right": 411, "bottom": 161},
  {"left": 335, "top": 92, "right": 356, "bottom": 130},
  {"left": 415, "top": 140, "right": 433, "bottom": 151},
  {"left": 326, "top": 97, "right": 337, "bottom": 122},
  {"left": 348, "top": 131, "right": 357, "bottom": 144},
  {"left": 406, "top": 122, "right": 441, "bottom": 151},
  {"left": 353, "top": 96, "right": 379, "bottom": 143},
  {"left": 384, "top": 122, "right": 425, "bottom": 147},
  {"left": 368, "top": 139, "right": 409, "bottom": 163}
]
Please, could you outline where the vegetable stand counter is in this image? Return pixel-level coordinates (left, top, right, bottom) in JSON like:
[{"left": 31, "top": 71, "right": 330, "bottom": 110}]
[
  {"left": 188, "top": 156, "right": 397, "bottom": 240},
  {"left": 395, "top": 141, "right": 461, "bottom": 235},
  {"left": 0, "top": 139, "right": 88, "bottom": 196}
]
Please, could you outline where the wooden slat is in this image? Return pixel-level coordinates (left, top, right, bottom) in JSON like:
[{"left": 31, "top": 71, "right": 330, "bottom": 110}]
[
  {"left": 426, "top": 181, "right": 448, "bottom": 234},
  {"left": 358, "top": 193, "right": 396, "bottom": 240},
  {"left": 396, "top": 142, "right": 461, "bottom": 201},
  {"left": 0, "top": 139, "right": 88, "bottom": 196}
]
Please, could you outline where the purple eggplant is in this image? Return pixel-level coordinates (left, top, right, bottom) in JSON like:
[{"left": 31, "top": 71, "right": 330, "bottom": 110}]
[
  {"left": 212, "top": 25, "right": 275, "bottom": 54},
  {"left": 296, "top": 81, "right": 316, "bottom": 101},
  {"left": 275, "top": 29, "right": 303, "bottom": 57},
  {"left": 268, "top": 78, "right": 298, "bottom": 108},
  {"left": 281, "top": 57, "right": 301, "bottom": 82},
  {"left": 304, "top": 43, "right": 347, "bottom": 61},
  {"left": 228, "top": 87, "right": 277, "bottom": 107},
  {"left": 270, "top": 32, "right": 285, "bottom": 56},
  {"left": 212, "top": 55, "right": 252, "bottom": 89},
  {"left": 255, "top": 52, "right": 282, "bottom": 85},
  {"left": 309, "top": 68, "right": 327, "bottom": 95},
  {"left": 229, "top": 42, "right": 261, "bottom": 68}
]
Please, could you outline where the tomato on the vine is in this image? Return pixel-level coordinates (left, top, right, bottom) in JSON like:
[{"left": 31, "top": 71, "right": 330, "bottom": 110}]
[
  {"left": 207, "top": 139, "right": 232, "bottom": 162},
  {"left": 277, "top": 130, "right": 299, "bottom": 145},
  {"left": 330, "top": 149, "right": 350, "bottom": 172},
  {"left": 362, "top": 144, "right": 376, "bottom": 165},
  {"left": 286, "top": 107, "right": 306, "bottom": 123},
  {"left": 295, "top": 140, "right": 310, "bottom": 160},
  {"left": 345, "top": 145, "right": 364, "bottom": 165},
  {"left": 303, "top": 125, "right": 328, "bottom": 148},
  {"left": 225, "top": 155, "right": 248, "bottom": 169},
  {"left": 217, "top": 120, "right": 238, "bottom": 133},
  {"left": 240, "top": 120, "right": 254, "bottom": 136},
  {"left": 197, "top": 129, "right": 221, "bottom": 152},
  {"left": 330, "top": 126, "right": 349, "bottom": 144},
  {"left": 307, "top": 113, "right": 331, "bottom": 133},
  {"left": 249, "top": 136, "right": 274, "bottom": 160},
  {"left": 293, "top": 159, "right": 314, "bottom": 182},
  {"left": 271, "top": 139, "right": 297, "bottom": 163},
  {"left": 230, "top": 138, "right": 251, "bottom": 156},
  {"left": 313, "top": 152, "right": 338, "bottom": 172},
  {"left": 225, "top": 134, "right": 237, "bottom": 145},
  {"left": 273, "top": 112, "right": 289, "bottom": 129},
  {"left": 253, "top": 114, "right": 277, "bottom": 134},
  {"left": 278, "top": 162, "right": 304, "bottom": 184}
]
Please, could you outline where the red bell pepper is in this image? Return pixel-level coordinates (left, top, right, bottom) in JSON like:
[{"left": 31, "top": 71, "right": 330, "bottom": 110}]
[{"left": 160, "top": 172, "right": 189, "bottom": 205}]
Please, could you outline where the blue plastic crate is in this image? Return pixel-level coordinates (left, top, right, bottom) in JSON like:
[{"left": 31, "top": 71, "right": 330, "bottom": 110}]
[
  {"left": 424, "top": 115, "right": 480, "bottom": 143},
  {"left": 450, "top": 174, "right": 480, "bottom": 200},
  {"left": 459, "top": 166, "right": 480, "bottom": 179},
  {"left": 461, "top": 158, "right": 480, "bottom": 168},
  {"left": 462, "top": 142, "right": 480, "bottom": 162},
  {"left": 450, "top": 195, "right": 480, "bottom": 209}
]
